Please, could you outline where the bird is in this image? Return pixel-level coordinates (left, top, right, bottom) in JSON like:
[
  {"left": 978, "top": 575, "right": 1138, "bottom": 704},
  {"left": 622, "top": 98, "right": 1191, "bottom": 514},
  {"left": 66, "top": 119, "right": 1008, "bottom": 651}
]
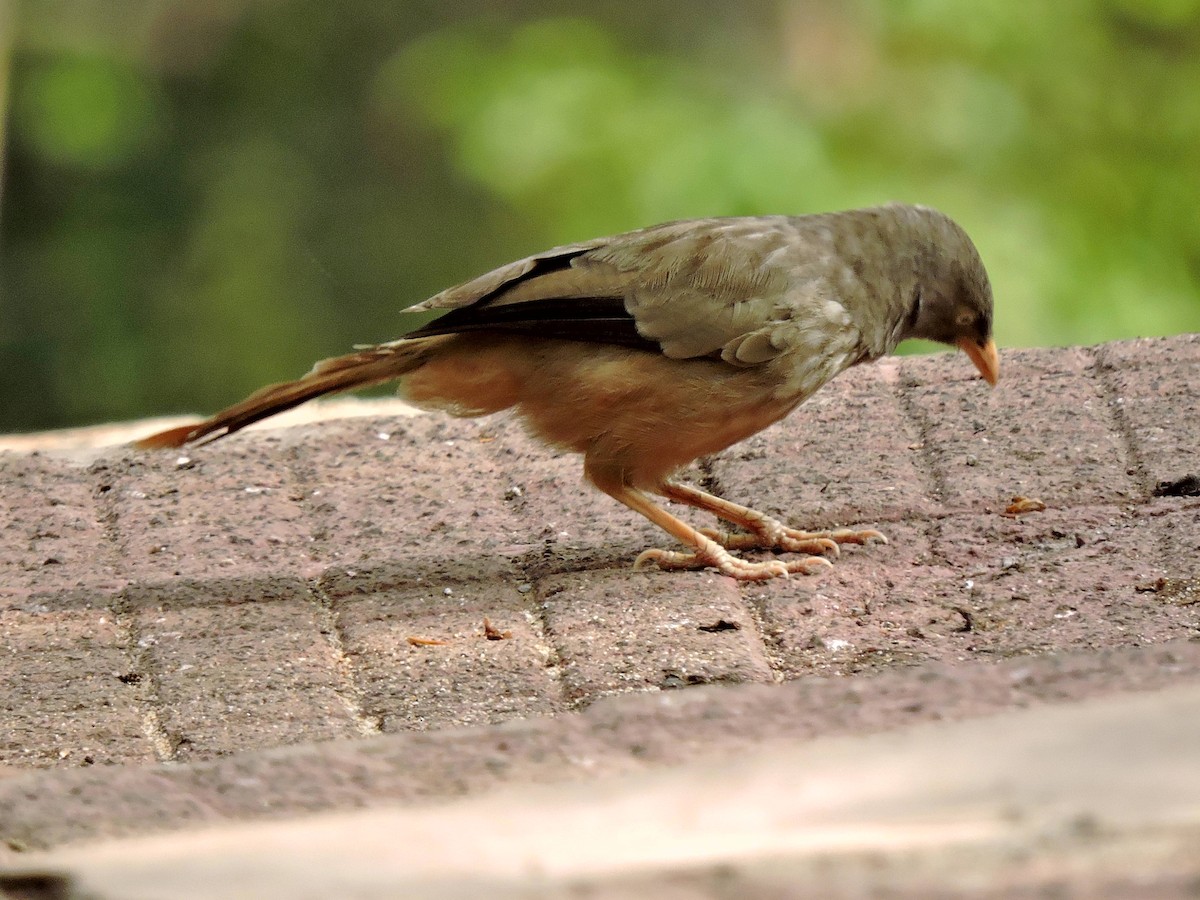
[{"left": 137, "top": 203, "right": 998, "bottom": 581}]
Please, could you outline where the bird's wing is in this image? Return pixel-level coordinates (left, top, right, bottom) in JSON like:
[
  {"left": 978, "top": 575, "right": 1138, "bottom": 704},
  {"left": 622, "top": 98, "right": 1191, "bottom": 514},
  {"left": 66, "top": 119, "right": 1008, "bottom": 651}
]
[{"left": 400, "top": 217, "right": 860, "bottom": 368}]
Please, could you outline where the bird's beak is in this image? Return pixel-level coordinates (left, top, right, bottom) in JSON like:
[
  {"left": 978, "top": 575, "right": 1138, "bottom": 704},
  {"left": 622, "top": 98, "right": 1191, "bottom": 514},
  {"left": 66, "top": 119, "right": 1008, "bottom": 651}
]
[{"left": 957, "top": 337, "right": 999, "bottom": 386}]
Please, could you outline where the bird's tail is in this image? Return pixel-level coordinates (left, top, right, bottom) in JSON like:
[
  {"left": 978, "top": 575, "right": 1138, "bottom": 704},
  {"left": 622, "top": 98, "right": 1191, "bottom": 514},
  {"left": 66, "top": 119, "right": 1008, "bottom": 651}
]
[{"left": 134, "top": 340, "right": 435, "bottom": 449}]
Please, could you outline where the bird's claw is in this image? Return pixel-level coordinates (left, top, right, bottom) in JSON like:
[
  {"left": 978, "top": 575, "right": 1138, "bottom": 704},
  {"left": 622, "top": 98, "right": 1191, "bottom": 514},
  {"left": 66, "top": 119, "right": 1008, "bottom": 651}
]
[
  {"left": 828, "top": 527, "right": 888, "bottom": 546},
  {"left": 698, "top": 527, "right": 839, "bottom": 557},
  {"left": 698, "top": 524, "right": 887, "bottom": 555},
  {"left": 634, "top": 546, "right": 832, "bottom": 582}
]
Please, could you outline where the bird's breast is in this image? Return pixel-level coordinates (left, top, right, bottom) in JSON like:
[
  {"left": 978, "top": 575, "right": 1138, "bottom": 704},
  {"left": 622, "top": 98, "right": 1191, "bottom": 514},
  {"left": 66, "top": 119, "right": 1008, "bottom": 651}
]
[{"left": 762, "top": 304, "right": 865, "bottom": 401}]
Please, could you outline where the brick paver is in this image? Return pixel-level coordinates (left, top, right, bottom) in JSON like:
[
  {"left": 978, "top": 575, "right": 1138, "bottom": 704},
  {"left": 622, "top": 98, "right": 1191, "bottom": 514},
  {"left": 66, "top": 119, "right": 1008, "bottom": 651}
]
[
  {"left": 327, "top": 574, "right": 564, "bottom": 732},
  {"left": 539, "top": 568, "right": 776, "bottom": 701},
  {"left": 0, "top": 602, "right": 153, "bottom": 768},
  {"left": 102, "top": 437, "right": 319, "bottom": 585},
  {"left": 0, "top": 454, "right": 124, "bottom": 604},
  {"left": 119, "top": 577, "right": 361, "bottom": 760}
]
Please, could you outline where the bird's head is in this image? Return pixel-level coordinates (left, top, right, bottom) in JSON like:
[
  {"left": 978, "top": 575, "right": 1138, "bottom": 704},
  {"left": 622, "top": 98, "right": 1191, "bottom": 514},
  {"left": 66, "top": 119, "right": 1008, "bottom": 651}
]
[{"left": 896, "top": 209, "right": 999, "bottom": 386}]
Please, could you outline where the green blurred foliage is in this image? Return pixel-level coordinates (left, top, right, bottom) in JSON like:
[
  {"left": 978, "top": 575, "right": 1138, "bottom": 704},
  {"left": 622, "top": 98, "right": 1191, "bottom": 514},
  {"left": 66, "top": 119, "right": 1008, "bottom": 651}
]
[
  {"left": 12, "top": 53, "right": 161, "bottom": 168},
  {"left": 0, "top": 0, "right": 1197, "bottom": 431}
]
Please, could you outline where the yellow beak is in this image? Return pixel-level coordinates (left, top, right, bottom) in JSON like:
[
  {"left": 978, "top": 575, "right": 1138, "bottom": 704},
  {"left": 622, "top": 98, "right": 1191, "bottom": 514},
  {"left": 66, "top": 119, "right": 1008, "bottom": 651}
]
[{"left": 957, "top": 337, "right": 1000, "bottom": 386}]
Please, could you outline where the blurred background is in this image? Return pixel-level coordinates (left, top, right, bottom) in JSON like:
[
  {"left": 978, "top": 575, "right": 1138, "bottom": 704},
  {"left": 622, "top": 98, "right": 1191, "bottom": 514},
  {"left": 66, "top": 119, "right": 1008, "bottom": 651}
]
[{"left": 1, "top": 0, "right": 1198, "bottom": 433}]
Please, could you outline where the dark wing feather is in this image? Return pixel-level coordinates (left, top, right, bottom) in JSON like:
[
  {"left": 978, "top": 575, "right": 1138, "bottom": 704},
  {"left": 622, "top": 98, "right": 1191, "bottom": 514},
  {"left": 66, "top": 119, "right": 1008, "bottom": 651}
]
[
  {"left": 401, "top": 247, "right": 658, "bottom": 350},
  {"left": 402, "top": 296, "right": 654, "bottom": 349}
]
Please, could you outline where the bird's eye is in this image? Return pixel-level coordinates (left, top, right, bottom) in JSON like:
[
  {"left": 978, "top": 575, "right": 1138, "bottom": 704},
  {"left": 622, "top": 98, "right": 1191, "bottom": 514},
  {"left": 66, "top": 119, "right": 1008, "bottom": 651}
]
[{"left": 956, "top": 310, "right": 973, "bottom": 328}]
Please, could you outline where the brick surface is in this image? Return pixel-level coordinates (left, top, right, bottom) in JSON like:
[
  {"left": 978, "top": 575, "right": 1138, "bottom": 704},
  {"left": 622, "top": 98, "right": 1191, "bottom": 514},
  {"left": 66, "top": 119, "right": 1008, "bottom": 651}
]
[
  {"left": 285, "top": 415, "right": 544, "bottom": 570},
  {"left": 1160, "top": 505, "right": 1200, "bottom": 578},
  {"left": 905, "top": 350, "right": 1137, "bottom": 511},
  {"left": 748, "top": 517, "right": 952, "bottom": 679},
  {"left": 1099, "top": 358, "right": 1200, "bottom": 494},
  {"left": 121, "top": 577, "right": 360, "bottom": 760},
  {"left": 5, "top": 639, "right": 1200, "bottom": 852},
  {"left": 906, "top": 344, "right": 1098, "bottom": 382},
  {"left": 482, "top": 416, "right": 666, "bottom": 577},
  {"left": 930, "top": 506, "right": 1182, "bottom": 653},
  {"left": 0, "top": 453, "right": 122, "bottom": 604},
  {"left": 539, "top": 569, "right": 776, "bottom": 701},
  {"left": 1094, "top": 332, "right": 1200, "bottom": 367},
  {"left": 0, "top": 603, "right": 151, "bottom": 768},
  {"left": 2, "top": 334, "right": 1200, "bottom": 869},
  {"left": 327, "top": 573, "right": 564, "bottom": 732},
  {"left": 711, "top": 364, "right": 936, "bottom": 530},
  {"left": 101, "top": 438, "right": 318, "bottom": 584}
]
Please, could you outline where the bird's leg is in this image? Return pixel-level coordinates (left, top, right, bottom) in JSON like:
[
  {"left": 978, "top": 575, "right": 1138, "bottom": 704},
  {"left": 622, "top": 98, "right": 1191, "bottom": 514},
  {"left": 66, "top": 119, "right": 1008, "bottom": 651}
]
[
  {"left": 594, "top": 480, "right": 831, "bottom": 581},
  {"left": 657, "top": 482, "right": 887, "bottom": 557}
]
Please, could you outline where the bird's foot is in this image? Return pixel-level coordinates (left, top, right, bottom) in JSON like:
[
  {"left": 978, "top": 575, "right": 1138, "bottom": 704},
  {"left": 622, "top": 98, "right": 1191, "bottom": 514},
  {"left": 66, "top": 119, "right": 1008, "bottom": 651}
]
[
  {"left": 633, "top": 544, "right": 832, "bottom": 582},
  {"left": 699, "top": 522, "right": 887, "bottom": 557}
]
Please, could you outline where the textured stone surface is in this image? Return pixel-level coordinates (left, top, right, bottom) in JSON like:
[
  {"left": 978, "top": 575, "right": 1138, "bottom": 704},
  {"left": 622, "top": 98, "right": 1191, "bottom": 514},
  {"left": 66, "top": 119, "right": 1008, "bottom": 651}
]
[{"left": 2, "top": 336, "right": 1199, "bottom": 896}]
